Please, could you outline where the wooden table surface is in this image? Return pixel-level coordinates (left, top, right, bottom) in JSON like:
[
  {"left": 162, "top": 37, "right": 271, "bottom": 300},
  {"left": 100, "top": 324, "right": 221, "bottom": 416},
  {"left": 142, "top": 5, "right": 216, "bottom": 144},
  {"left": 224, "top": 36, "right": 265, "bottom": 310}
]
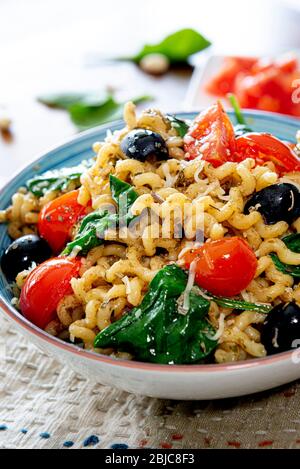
[{"left": 1, "top": 0, "right": 299, "bottom": 186}]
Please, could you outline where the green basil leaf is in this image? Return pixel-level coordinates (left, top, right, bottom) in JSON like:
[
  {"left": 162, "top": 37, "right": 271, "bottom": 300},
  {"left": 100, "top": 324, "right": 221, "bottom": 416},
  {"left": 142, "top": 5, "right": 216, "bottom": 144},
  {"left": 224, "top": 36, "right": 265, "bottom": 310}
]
[
  {"left": 166, "top": 115, "right": 189, "bottom": 138},
  {"left": 38, "top": 91, "right": 152, "bottom": 130},
  {"left": 69, "top": 95, "right": 120, "bottom": 129},
  {"left": 131, "top": 29, "right": 211, "bottom": 64},
  {"left": 69, "top": 95, "right": 152, "bottom": 130},
  {"left": 94, "top": 264, "right": 217, "bottom": 364},
  {"left": 26, "top": 160, "right": 92, "bottom": 197},
  {"left": 37, "top": 92, "right": 94, "bottom": 109}
]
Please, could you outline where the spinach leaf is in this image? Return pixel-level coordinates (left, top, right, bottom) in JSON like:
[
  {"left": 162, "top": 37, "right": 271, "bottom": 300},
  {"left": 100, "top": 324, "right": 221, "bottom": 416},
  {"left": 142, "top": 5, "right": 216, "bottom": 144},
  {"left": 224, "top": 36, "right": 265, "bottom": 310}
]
[
  {"left": 94, "top": 264, "right": 217, "bottom": 364},
  {"left": 271, "top": 233, "right": 300, "bottom": 278},
  {"left": 166, "top": 115, "right": 189, "bottom": 138},
  {"left": 26, "top": 160, "right": 92, "bottom": 197},
  {"left": 38, "top": 92, "right": 152, "bottom": 130},
  {"left": 62, "top": 176, "right": 138, "bottom": 256},
  {"left": 228, "top": 93, "right": 252, "bottom": 136},
  {"left": 130, "top": 29, "right": 211, "bottom": 65}
]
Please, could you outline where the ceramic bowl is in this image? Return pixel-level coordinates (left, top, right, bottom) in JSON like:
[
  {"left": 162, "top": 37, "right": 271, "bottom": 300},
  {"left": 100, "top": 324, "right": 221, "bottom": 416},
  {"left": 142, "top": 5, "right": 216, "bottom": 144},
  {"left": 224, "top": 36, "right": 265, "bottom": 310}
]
[{"left": 1, "top": 111, "right": 300, "bottom": 400}]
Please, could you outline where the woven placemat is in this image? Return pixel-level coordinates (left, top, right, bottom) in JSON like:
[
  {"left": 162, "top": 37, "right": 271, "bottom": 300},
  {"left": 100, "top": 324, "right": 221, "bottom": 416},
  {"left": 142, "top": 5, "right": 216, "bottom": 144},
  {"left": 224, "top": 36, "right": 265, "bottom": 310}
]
[{"left": 1, "top": 314, "right": 300, "bottom": 449}]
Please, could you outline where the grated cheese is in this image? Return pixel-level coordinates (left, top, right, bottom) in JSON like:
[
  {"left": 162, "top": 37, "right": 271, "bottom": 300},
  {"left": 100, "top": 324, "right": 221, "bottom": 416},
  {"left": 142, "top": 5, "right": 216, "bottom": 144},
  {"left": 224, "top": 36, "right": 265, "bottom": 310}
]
[
  {"left": 195, "top": 288, "right": 212, "bottom": 301},
  {"left": 11, "top": 297, "right": 19, "bottom": 307},
  {"left": 162, "top": 164, "right": 177, "bottom": 188},
  {"left": 288, "top": 189, "right": 295, "bottom": 211},
  {"left": 201, "top": 181, "right": 220, "bottom": 197},
  {"left": 217, "top": 194, "right": 230, "bottom": 201},
  {"left": 122, "top": 276, "right": 132, "bottom": 295},
  {"left": 240, "top": 290, "right": 251, "bottom": 302},
  {"left": 206, "top": 313, "right": 226, "bottom": 342},
  {"left": 272, "top": 327, "right": 279, "bottom": 348},
  {"left": 194, "top": 161, "right": 205, "bottom": 183},
  {"left": 178, "top": 241, "right": 203, "bottom": 260},
  {"left": 183, "top": 135, "right": 195, "bottom": 145},
  {"left": 68, "top": 245, "right": 82, "bottom": 258},
  {"left": 194, "top": 181, "right": 220, "bottom": 201},
  {"left": 181, "top": 259, "right": 197, "bottom": 314}
]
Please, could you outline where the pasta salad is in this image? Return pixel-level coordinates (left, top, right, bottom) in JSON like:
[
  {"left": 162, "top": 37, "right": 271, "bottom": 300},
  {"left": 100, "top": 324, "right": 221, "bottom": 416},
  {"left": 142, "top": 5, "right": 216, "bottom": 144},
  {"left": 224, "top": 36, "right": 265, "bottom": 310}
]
[{"left": 1, "top": 100, "right": 300, "bottom": 365}]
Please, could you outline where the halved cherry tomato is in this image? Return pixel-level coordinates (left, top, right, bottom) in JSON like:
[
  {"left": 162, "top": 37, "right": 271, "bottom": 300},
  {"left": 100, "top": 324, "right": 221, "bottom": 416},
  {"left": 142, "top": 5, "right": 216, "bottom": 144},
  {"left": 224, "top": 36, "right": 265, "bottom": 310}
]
[
  {"left": 252, "top": 55, "right": 298, "bottom": 74},
  {"left": 38, "top": 190, "right": 89, "bottom": 253},
  {"left": 234, "top": 66, "right": 300, "bottom": 116},
  {"left": 184, "top": 101, "right": 236, "bottom": 167},
  {"left": 205, "top": 56, "right": 257, "bottom": 97},
  {"left": 235, "top": 133, "right": 300, "bottom": 176},
  {"left": 205, "top": 54, "right": 300, "bottom": 117},
  {"left": 183, "top": 237, "right": 257, "bottom": 297},
  {"left": 19, "top": 257, "right": 81, "bottom": 329}
]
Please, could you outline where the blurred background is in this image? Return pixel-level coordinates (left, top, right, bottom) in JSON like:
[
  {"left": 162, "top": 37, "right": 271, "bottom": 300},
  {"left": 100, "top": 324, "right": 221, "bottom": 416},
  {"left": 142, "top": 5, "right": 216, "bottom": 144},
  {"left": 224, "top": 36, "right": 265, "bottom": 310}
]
[{"left": 0, "top": 0, "right": 300, "bottom": 184}]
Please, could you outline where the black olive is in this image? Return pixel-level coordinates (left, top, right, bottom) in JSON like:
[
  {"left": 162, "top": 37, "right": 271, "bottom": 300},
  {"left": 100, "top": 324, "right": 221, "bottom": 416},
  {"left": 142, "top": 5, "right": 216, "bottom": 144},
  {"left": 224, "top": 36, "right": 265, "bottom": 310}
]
[
  {"left": 261, "top": 302, "right": 300, "bottom": 355},
  {"left": 120, "top": 129, "right": 168, "bottom": 161},
  {"left": 1, "top": 234, "right": 52, "bottom": 281},
  {"left": 244, "top": 183, "right": 300, "bottom": 225}
]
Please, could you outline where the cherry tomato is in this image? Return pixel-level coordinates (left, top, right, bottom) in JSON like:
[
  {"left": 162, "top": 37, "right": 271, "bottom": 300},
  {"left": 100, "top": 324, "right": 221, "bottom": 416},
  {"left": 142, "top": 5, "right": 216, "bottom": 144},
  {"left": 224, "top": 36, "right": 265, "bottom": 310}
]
[
  {"left": 184, "top": 101, "right": 236, "bottom": 167},
  {"left": 205, "top": 56, "right": 257, "bottom": 97},
  {"left": 252, "top": 55, "right": 298, "bottom": 74},
  {"left": 276, "top": 55, "right": 298, "bottom": 74},
  {"left": 205, "top": 54, "right": 300, "bottom": 117},
  {"left": 183, "top": 237, "right": 257, "bottom": 297},
  {"left": 235, "top": 133, "right": 300, "bottom": 175},
  {"left": 234, "top": 58, "right": 300, "bottom": 117},
  {"left": 19, "top": 257, "right": 81, "bottom": 329},
  {"left": 38, "top": 190, "right": 89, "bottom": 253},
  {"left": 234, "top": 67, "right": 300, "bottom": 116}
]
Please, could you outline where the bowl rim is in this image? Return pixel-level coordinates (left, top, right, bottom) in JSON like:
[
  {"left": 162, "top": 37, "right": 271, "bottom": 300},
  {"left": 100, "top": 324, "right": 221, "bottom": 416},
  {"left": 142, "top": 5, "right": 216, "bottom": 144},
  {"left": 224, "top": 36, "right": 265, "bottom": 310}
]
[{"left": 0, "top": 109, "right": 299, "bottom": 374}]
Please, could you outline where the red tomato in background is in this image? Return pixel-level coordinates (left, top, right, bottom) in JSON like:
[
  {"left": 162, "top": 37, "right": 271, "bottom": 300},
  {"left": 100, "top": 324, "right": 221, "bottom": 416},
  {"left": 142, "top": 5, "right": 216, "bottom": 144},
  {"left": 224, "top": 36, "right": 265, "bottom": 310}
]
[
  {"left": 235, "top": 133, "right": 300, "bottom": 176},
  {"left": 38, "top": 190, "right": 89, "bottom": 253},
  {"left": 234, "top": 67, "right": 300, "bottom": 116},
  {"left": 19, "top": 257, "right": 81, "bottom": 329},
  {"left": 184, "top": 101, "right": 236, "bottom": 167},
  {"left": 252, "top": 55, "right": 298, "bottom": 74},
  {"left": 183, "top": 237, "right": 257, "bottom": 297},
  {"left": 205, "top": 54, "right": 300, "bottom": 117},
  {"left": 205, "top": 57, "right": 257, "bottom": 97}
]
